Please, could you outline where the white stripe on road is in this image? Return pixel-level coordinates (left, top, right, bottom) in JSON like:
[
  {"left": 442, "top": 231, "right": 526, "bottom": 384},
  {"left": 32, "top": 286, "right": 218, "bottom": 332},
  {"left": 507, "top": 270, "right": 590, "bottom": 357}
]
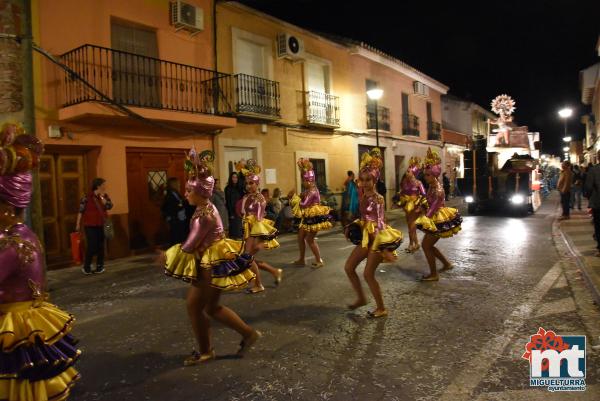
[
  {"left": 473, "top": 385, "right": 600, "bottom": 401},
  {"left": 439, "top": 261, "right": 563, "bottom": 401},
  {"left": 339, "top": 244, "right": 356, "bottom": 250}
]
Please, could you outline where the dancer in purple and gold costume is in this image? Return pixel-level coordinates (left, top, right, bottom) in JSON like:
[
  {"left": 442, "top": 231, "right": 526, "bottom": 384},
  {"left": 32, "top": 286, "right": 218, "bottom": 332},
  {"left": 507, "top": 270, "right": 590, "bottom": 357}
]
[
  {"left": 0, "top": 123, "right": 80, "bottom": 401},
  {"left": 415, "top": 148, "right": 462, "bottom": 281},
  {"left": 290, "top": 158, "right": 332, "bottom": 268},
  {"left": 236, "top": 159, "right": 283, "bottom": 294},
  {"left": 163, "top": 149, "right": 259, "bottom": 365},
  {"left": 344, "top": 148, "right": 403, "bottom": 318},
  {"left": 396, "top": 156, "right": 427, "bottom": 253}
]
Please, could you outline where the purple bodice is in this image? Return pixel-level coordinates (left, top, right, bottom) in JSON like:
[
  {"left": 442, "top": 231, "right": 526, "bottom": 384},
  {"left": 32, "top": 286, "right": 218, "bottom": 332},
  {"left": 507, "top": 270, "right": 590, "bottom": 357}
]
[
  {"left": 300, "top": 188, "right": 321, "bottom": 208},
  {"left": 242, "top": 192, "right": 266, "bottom": 220},
  {"left": 181, "top": 203, "right": 225, "bottom": 254},
  {"left": 426, "top": 180, "right": 445, "bottom": 218},
  {"left": 400, "top": 176, "right": 426, "bottom": 197},
  {"left": 0, "top": 224, "right": 44, "bottom": 303},
  {"left": 360, "top": 192, "right": 386, "bottom": 230}
]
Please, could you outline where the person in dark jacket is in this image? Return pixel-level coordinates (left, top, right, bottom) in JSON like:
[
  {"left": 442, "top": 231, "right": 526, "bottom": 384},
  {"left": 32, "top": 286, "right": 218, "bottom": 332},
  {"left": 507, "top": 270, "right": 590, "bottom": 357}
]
[
  {"left": 211, "top": 178, "right": 229, "bottom": 232},
  {"left": 376, "top": 177, "right": 387, "bottom": 208},
  {"left": 161, "top": 177, "right": 191, "bottom": 247},
  {"left": 225, "top": 172, "right": 244, "bottom": 239},
  {"left": 442, "top": 172, "right": 451, "bottom": 201},
  {"left": 76, "top": 178, "right": 113, "bottom": 274}
]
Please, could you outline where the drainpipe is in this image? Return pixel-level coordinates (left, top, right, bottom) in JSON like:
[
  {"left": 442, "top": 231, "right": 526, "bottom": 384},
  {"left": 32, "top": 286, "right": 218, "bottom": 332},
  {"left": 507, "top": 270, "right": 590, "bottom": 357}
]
[{"left": 20, "top": 0, "right": 45, "bottom": 249}]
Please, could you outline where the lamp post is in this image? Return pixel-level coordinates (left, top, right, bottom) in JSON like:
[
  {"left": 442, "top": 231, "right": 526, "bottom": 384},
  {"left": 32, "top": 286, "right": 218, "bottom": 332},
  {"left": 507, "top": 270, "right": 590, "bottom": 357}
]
[
  {"left": 558, "top": 108, "right": 573, "bottom": 161},
  {"left": 367, "top": 88, "right": 384, "bottom": 147}
]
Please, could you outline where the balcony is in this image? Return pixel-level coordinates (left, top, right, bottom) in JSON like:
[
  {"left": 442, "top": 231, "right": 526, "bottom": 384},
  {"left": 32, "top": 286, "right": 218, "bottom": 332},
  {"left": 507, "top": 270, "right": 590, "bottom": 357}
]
[
  {"left": 367, "top": 105, "right": 391, "bottom": 131},
  {"left": 59, "top": 44, "right": 237, "bottom": 130},
  {"left": 428, "top": 121, "right": 442, "bottom": 141},
  {"left": 305, "top": 91, "right": 340, "bottom": 128},
  {"left": 403, "top": 114, "right": 419, "bottom": 136},
  {"left": 216, "top": 74, "right": 281, "bottom": 120}
]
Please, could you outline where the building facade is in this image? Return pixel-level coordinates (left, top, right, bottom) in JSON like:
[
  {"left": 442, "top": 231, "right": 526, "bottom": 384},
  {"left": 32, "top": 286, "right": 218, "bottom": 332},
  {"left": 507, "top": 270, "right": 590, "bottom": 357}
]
[
  {"left": 215, "top": 1, "right": 448, "bottom": 208},
  {"left": 33, "top": 0, "right": 234, "bottom": 264},
  {"left": 580, "top": 37, "right": 600, "bottom": 164}
]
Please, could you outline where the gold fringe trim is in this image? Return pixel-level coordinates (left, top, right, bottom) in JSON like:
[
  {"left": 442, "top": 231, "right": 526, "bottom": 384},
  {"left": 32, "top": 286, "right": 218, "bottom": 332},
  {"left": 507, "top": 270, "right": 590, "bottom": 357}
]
[
  {"left": 0, "top": 367, "right": 79, "bottom": 401},
  {"left": 0, "top": 303, "right": 74, "bottom": 352}
]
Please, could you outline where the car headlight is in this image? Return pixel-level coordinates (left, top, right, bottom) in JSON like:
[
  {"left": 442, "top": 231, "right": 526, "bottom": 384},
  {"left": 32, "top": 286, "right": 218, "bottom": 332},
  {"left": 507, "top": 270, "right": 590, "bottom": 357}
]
[
  {"left": 465, "top": 196, "right": 474, "bottom": 203},
  {"left": 510, "top": 194, "right": 525, "bottom": 204}
]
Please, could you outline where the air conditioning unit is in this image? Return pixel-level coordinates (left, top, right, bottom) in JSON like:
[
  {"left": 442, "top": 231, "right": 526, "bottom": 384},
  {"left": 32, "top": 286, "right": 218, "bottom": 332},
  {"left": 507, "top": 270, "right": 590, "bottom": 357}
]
[
  {"left": 277, "top": 33, "right": 305, "bottom": 60},
  {"left": 413, "top": 81, "right": 430, "bottom": 98},
  {"left": 170, "top": 1, "right": 203, "bottom": 35}
]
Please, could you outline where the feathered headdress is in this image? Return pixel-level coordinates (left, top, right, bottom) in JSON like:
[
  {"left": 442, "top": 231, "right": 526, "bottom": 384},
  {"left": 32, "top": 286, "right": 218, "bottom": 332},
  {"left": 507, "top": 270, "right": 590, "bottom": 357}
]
[
  {"left": 407, "top": 156, "right": 422, "bottom": 176},
  {"left": 0, "top": 122, "right": 44, "bottom": 208},
  {"left": 423, "top": 147, "right": 442, "bottom": 178},
  {"left": 359, "top": 147, "right": 383, "bottom": 181},
  {"left": 184, "top": 148, "right": 215, "bottom": 197},
  {"left": 297, "top": 158, "right": 315, "bottom": 182},
  {"left": 236, "top": 159, "right": 261, "bottom": 184}
]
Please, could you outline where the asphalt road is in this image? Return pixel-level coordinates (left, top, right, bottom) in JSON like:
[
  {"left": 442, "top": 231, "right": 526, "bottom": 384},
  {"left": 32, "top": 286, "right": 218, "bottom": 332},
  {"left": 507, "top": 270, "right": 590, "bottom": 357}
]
[{"left": 48, "top": 197, "right": 600, "bottom": 401}]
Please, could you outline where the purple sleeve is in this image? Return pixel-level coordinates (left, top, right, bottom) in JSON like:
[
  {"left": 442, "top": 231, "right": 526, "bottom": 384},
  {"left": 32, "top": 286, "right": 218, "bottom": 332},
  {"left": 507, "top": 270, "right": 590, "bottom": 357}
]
[
  {"left": 376, "top": 199, "right": 386, "bottom": 230},
  {"left": 300, "top": 190, "right": 319, "bottom": 207},
  {"left": 256, "top": 199, "right": 265, "bottom": 220},
  {"left": 181, "top": 216, "right": 209, "bottom": 253},
  {"left": 418, "top": 181, "right": 426, "bottom": 196}
]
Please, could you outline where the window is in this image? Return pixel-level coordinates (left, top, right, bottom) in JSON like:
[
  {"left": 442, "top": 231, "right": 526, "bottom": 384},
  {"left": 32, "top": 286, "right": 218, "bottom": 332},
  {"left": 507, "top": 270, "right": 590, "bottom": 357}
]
[
  {"left": 147, "top": 170, "right": 167, "bottom": 201},
  {"left": 309, "top": 158, "right": 327, "bottom": 192},
  {"left": 401, "top": 92, "right": 409, "bottom": 127},
  {"left": 366, "top": 79, "right": 378, "bottom": 113}
]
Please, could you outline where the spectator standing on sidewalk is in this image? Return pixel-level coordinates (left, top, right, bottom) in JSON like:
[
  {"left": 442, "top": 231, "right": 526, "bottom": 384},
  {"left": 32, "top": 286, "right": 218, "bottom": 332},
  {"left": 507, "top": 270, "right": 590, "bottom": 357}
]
[
  {"left": 161, "top": 177, "right": 190, "bottom": 246},
  {"left": 76, "top": 178, "right": 113, "bottom": 274},
  {"left": 442, "top": 172, "right": 451, "bottom": 201},
  {"left": 341, "top": 171, "right": 359, "bottom": 226},
  {"left": 557, "top": 160, "right": 572, "bottom": 220},
  {"left": 211, "top": 178, "right": 229, "bottom": 233},
  {"left": 225, "top": 172, "right": 244, "bottom": 239},
  {"left": 571, "top": 165, "right": 583, "bottom": 210},
  {"left": 585, "top": 152, "right": 600, "bottom": 255}
]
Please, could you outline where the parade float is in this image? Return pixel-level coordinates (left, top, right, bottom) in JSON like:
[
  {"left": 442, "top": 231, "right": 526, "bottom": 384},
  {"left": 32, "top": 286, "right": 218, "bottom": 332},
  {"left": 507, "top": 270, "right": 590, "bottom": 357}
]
[{"left": 462, "top": 94, "right": 541, "bottom": 215}]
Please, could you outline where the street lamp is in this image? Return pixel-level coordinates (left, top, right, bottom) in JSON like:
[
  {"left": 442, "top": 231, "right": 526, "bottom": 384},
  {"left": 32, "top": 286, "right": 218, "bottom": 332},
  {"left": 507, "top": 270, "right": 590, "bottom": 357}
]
[
  {"left": 367, "top": 88, "right": 384, "bottom": 147},
  {"left": 563, "top": 136, "right": 572, "bottom": 142},
  {"left": 558, "top": 107, "right": 573, "bottom": 141},
  {"left": 563, "top": 146, "right": 570, "bottom": 152}
]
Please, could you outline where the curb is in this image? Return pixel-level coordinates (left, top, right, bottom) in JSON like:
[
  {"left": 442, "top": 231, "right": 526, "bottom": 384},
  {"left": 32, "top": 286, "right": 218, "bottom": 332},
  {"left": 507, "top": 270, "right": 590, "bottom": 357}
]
[{"left": 554, "top": 210, "right": 600, "bottom": 307}]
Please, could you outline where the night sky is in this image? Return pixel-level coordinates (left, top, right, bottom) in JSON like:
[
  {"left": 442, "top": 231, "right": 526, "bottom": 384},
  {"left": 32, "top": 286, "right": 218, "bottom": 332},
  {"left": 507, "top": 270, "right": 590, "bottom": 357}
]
[{"left": 236, "top": 0, "right": 600, "bottom": 156}]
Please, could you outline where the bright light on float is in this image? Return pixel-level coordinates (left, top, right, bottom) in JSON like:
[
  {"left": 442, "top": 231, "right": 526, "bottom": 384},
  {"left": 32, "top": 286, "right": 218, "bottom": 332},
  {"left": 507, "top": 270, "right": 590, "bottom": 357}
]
[
  {"left": 510, "top": 194, "right": 525, "bottom": 205},
  {"left": 465, "top": 196, "right": 474, "bottom": 203}
]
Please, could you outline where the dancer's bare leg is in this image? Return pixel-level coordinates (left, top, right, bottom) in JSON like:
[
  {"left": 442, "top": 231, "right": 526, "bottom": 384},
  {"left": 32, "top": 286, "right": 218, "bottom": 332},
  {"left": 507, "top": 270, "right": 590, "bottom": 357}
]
[
  {"left": 245, "top": 237, "right": 265, "bottom": 292},
  {"left": 186, "top": 281, "right": 211, "bottom": 354},
  {"left": 306, "top": 231, "right": 323, "bottom": 265},
  {"left": 293, "top": 229, "right": 307, "bottom": 265},
  {"left": 363, "top": 251, "right": 385, "bottom": 313},
  {"left": 344, "top": 245, "right": 368, "bottom": 309},
  {"left": 421, "top": 234, "right": 440, "bottom": 281},
  {"left": 433, "top": 246, "right": 452, "bottom": 270}
]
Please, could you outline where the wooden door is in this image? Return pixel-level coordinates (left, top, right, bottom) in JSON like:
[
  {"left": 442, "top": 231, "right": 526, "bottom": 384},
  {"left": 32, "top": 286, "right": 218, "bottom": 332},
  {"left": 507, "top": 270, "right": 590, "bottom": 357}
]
[
  {"left": 40, "top": 153, "right": 86, "bottom": 265},
  {"left": 395, "top": 155, "right": 405, "bottom": 193},
  {"left": 126, "top": 149, "right": 187, "bottom": 250}
]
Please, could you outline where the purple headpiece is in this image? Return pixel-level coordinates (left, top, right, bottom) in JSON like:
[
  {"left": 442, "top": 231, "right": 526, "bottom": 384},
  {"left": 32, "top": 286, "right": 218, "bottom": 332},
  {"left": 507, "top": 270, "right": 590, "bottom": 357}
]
[
  {"left": 297, "top": 158, "right": 315, "bottom": 183},
  {"left": 423, "top": 148, "right": 442, "bottom": 178},
  {"left": 0, "top": 123, "right": 43, "bottom": 208},
  {"left": 237, "top": 159, "right": 261, "bottom": 185},
  {"left": 184, "top": 148, "right": 215, "bottom": 198}
]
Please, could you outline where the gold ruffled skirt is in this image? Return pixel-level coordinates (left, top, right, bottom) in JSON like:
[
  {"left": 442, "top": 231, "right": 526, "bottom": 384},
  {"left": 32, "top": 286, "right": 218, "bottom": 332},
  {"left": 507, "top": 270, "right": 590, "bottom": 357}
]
[
  {"left": 416, "top": 207, "right": 462, "bottom": 238},
  {"left": 243, "top": 215, "right": 279, "bottom": 250},
  {"left": 397, "top": 194, "right": 428, "bottom": 214},
  {"left": 0, "top": 301, "right": 81, "bottom": 401},
  {"left": 164, "top": 239, "right": 256, "bottom": 290},
  {"left": 356, "top": 220, "right": 403, "bottom": 253}
]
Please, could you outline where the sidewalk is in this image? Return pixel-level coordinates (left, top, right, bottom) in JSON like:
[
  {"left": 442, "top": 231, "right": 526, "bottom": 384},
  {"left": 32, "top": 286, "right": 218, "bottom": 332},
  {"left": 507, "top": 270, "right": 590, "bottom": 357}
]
[{"left": 557, "top": 205, "right": 600, "bottom": 305}]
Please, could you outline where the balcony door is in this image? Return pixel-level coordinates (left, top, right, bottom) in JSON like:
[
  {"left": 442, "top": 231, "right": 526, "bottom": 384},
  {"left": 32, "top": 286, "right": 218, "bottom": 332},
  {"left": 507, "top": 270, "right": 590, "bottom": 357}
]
[
  {"left": 224, "top": 147, "right": 257, "bottom": 177},
  {"left": 305, "top": 60, "right": 333, "bottom": 125},
  {"left": 111, "top": 20, "right": 160, "bottom": 108}
]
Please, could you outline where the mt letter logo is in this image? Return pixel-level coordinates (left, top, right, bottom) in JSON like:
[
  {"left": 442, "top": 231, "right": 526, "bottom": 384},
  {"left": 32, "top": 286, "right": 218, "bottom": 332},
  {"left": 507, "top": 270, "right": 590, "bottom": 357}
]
[{"left": 522, "top": 327, "right": 586, "bottom": 392}]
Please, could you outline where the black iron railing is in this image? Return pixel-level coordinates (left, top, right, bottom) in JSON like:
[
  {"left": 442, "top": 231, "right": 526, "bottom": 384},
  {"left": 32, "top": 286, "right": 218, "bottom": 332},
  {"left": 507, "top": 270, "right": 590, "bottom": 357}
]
[
  {"left": 367, "top": 105, "right": 391, "bottom": 131},
  {"left": 215, "top": 74, "right": 280, "bottom": 119},
  {"left": 403, "top": 114, "right": 419, "bottom": 136},
  {"left": 60, "top": 44, "right": 233, "bottom": 115},
  {"left": 306, "top": 91, "right": 340, "bottom": 127},
  {"left": 428, "top": 121, "right": 441, "bottom": 140}
]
